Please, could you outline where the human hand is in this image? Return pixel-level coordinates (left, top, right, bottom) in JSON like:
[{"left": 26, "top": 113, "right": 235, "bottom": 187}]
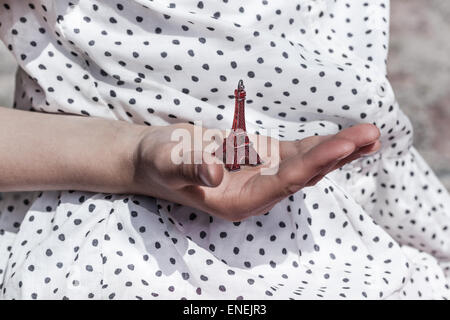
[{"left": 131, "top": 123, "right": 380, "bottom": 221}]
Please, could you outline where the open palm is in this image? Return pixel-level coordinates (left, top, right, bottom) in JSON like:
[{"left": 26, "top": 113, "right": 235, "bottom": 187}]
[{"left": 134, "top": 123, "right": 380, "bottom": 221}]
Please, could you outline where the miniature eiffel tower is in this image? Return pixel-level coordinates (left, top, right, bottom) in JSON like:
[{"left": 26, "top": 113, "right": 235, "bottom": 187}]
[{"left": 214, "top": 80, "right": 263, "bottom": 171}]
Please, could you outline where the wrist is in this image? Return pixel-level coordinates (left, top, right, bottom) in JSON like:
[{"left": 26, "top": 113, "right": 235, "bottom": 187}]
[{"left": 111, "top": 121, "right": 152, "bottom": 195}]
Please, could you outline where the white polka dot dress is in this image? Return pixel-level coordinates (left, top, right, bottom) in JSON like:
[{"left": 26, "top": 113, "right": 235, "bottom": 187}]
[{"left": 1, "top": 0, "right": 450, "bottom": 300}]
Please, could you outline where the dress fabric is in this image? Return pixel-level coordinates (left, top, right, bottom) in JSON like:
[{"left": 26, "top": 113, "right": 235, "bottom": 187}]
[{"left": 0, "top": 0, "right": 450, "bottom": 300}]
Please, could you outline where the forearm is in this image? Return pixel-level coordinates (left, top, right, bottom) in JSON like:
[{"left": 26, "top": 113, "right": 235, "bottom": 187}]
[{"left": 0, "top": 107, "right": 146, "bottom": 194}]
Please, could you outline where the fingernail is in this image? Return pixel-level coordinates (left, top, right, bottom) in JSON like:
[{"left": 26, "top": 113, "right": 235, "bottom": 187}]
[{"left": 198, "top": 164, "right": 214, "bottom": 187}]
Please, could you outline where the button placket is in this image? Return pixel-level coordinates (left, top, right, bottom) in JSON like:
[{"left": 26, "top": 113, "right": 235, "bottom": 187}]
[{"left": 377, "top": 81, "right": 388, "bottom": 97}]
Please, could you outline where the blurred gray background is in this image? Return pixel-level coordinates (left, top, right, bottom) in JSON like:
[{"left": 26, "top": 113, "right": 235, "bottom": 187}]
[
  {"left": 0, "top": 0, "right": 449, "bottom": 190},
  {"left": 0, "top": 41, "right": 15, "bottom": 109},
  {"left": 388, "top": 0, "right": 450, "bottom": 190}
]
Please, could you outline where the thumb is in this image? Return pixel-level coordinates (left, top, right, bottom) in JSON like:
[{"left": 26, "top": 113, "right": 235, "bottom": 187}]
[{"left": 172, "top": 151, "right": 224, "bottom": 188}]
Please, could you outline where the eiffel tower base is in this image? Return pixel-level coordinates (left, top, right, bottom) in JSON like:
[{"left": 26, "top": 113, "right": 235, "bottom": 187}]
[{"left": 214, "top": 130, "right": 263, "bottom": 172}]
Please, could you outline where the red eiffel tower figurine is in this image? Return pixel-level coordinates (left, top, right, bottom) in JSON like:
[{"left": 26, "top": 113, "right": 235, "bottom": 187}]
[{"left": 214, "top": 80, "right": 263, "bottom": 171}]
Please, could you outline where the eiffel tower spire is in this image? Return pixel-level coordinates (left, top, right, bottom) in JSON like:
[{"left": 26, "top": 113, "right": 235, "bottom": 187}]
[{"left": 215, "top": 80, "right": 263, "bottom": 171}]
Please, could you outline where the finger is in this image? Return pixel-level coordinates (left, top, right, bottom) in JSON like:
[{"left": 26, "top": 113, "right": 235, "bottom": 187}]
[
  {"left": 283, "top": 137, "right": 356, "bottom": 184},
  {"left": 304, "top": 155, "right": 344, "bottom": 187},
  {"left": 280, "top": 135, "right": 330, "bottom": 160},
  {"left": 280, "top": 124, "right": 380, "bottom": 161},
  {"left": 328, "top": 140, "right": 381, "bottom": 172},
  {"left": 289, "top": 124, "right": 380, "bottom": 180},
  {"left": 335, "top": 123, "right": 380, "bottom": 148},
  {"left": 305, "top": 140, "right": 381, "bottom": 187},
  {"left": 250, "top": 137, "right": 356, "bottom": 203},
  {"left": 167, "top": 151, "right": 224, "bottom": 189}
]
